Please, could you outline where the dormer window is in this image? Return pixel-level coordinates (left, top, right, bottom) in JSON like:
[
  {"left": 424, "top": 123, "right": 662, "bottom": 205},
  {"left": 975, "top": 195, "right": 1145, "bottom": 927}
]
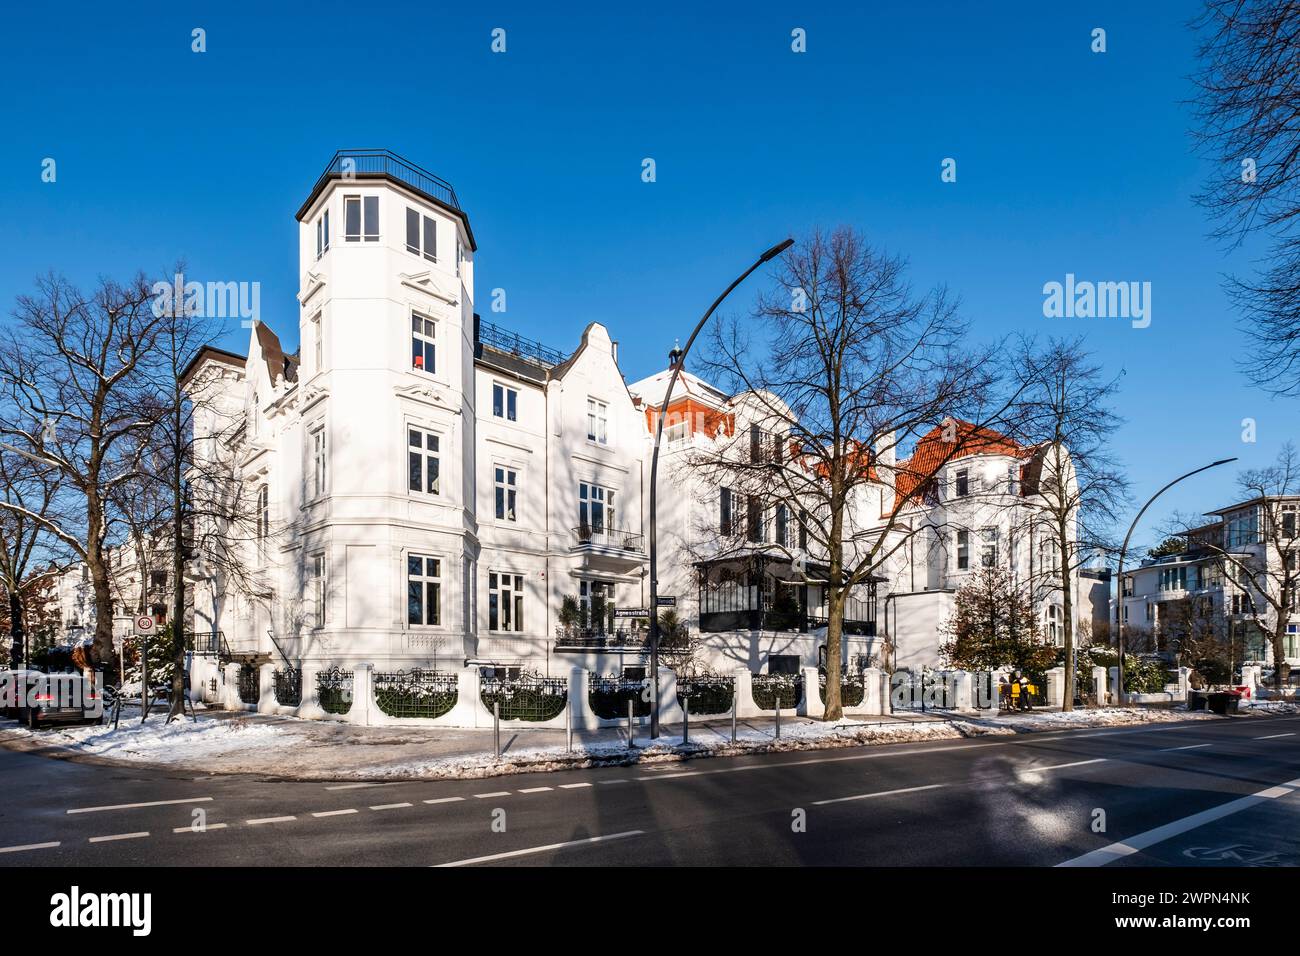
[
  {"left": 411, "top": 312, "right": 436, "bottom": 373},
  {"left": 955, "top": 469, "right": 969, "bottom": 497},
  {"left": 344, "top": 195, "right": 379, "bottom": 242}
]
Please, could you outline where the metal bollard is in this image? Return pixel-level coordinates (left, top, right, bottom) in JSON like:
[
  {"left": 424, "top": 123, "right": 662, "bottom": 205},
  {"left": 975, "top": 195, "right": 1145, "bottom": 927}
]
[
  {"left": 627, "top": 697, "right": 635, "bottom": 749},
  {"left": 566, "top": 699, "right": 573, "bottom": 753},
  {"left": 731, "top": 689, "right": 738, "bottom": 743},
  {"left": 683, "top": 695, "right": 690, "bottom": 745},
  {"left": 775, "top": 695, "right": 781, "bottom": 739},
  {"left": 493, "top": 699, "right": 501, "bottom": 758}
]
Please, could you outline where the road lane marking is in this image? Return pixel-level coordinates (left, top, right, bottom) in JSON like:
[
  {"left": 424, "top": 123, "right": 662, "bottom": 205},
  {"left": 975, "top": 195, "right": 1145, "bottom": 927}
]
[
  {"left": 813, "top": 784, "right": 947, "bottom": 806},
  {"left": 1057, "top": 774, "right": 1300, "bottom": 867},
  {"left": 0, "top": 841, "right": 60, "bottom": 854},
  {"left": 423, "top": 797, "right": 465, "bottom": 805},
  {"left": 88, "top": 832, "right": 149, "bottom": 843},
  {"left": 370, "top": 802, "right": 414, "bottom": 810},
  {"left": 172, "top": 823, "right": 228, "bottom": 833},
  {"left": 67, "top": 796, "right": 213, "bottom": 815},
  {"left": 325, "top": 783, "right": 392, "bottom": 790},
  {"left": 598, "top": 780, "right": 628, "bottom": 785},
  {"left": 1035, "top": 758, "right": 1108, "bottom": 772},
  {"left": 1255, "top": 732, "right": 1296, "bottom": 740},
  {"left": 518, "top": 787, "right": 553, "bottom": 793},
  {"left": 246, "top": 816, "right": 297, "bottom": 825},
  {"left": 559, "top": 783, "right": 592, "bottom": 789},
  {"left": 1161, "top": 744, "right": 1211, "bottom": 752},
  {"left": 435, "top": 830, "right": 646, "bottom": 867},
  {"left": 472, "top": 792, "right": 511, "bottom": 799},
  {"left": 312, "top": 809, "right": 358, "bottom": 818}
]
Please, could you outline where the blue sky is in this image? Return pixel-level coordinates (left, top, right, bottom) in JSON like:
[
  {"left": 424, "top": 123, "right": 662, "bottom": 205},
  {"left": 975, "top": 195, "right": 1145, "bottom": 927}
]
[{"left": 0, "top": 0, "right": 1290, "bottom": 553}]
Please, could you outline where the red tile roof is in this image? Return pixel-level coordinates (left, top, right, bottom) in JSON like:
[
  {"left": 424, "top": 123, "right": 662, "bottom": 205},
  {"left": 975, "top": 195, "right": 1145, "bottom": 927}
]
[{"left": 889, "top": 419, "right": 1024, "bottom": 516}]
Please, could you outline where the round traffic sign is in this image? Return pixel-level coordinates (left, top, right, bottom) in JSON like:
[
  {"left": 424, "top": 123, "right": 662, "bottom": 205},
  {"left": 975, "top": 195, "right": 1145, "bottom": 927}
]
[{"left": 133, "top": 615, "right": 157, "bottom": 635}]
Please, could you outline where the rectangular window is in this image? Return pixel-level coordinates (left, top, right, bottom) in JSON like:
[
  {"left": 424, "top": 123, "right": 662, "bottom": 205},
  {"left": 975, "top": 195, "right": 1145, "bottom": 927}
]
[
  {"left": 407, "top": 554, "right": 441, "bottom": 626},
  {"left": 316, "top": 209, "right": 330, "bottom": 257},
  {"left": 257, "top": 485, "right": 269, "bottom": 544},
  {"left": 423, "top": 216, "right": 437, "bottom": 262},
  {"left": 345, "top": 196, "right": 379, "bottom": 241},
  {"left": 579, "top": 482, "right": 615, "bottom": 532},
  {"left": 363, "top": 195, "right": 378, "bottom": 240},
  {"left": 411, "top": 313, "right": 436, "bottom": 373},
  {"left": 1283, "top": 506, "right": 1297, "bottom": 539},
  {"left": 495, "top": 467, "right": 518, "bottom": 521},
  {"left": 344, "top": 196, "right": 361, "bottom": 241},
  {"left": 747, "top": 495, "right": 763, "bottom": 543},
  {"left": 310, "top": 426, "right": 327, "bottom": 499},
  {"left": 957, "top": 530, "right": 970, "bottom": 570},
  {"left": 313, "top": 312, "right": 324, "bottom": 373},
  {"left": 406, "top": 208, "right": 420, "bottom": 255},
  {"left": 799, "top": 509, "right": 809, "bottom": 549},
  {"left": 980, "top": 527, "right": 998, "bottom": 567},
  {"left": 750, "top": 424, "right": 763, "bottom": 464},
  {"left": 587, "top": 398, "right": 608, "bottom": 444},
  {"left": 405, "top": 207, "right": 438, "bottom": 261},
  {"left": 408, "top": 427, "right": 440, "bottom": 496},
  {"left": 493, "top": 383, "right": 517, "bottom": 421},
  {"left": 775, "top": 504, "right": 789, "bottom": 548},
  {"left": 720, "top": 487, "right": 732, "bottom": 536},
  {"left": 488, "top": 572, "right": 524, "bottom": 632},
  {"left": 310, "top": 552, "right": 325, "bottom": 628},
  {"left": 955, "top": 469, "right": 969, "bottom": 498}
]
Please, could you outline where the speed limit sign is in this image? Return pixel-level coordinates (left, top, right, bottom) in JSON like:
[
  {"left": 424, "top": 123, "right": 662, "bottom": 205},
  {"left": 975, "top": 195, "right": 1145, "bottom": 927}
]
[{"left": 133, "top": 615, "right": 157, "bottom": 636}]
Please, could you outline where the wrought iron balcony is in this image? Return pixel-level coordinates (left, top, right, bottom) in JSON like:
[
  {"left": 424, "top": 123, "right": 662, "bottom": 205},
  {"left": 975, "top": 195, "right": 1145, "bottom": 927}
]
[
  {"left": 308, "top": 149, "right": 463, "bottom": 213},
  {"left": 554, "top": 626, "right": 646, "bottom": 650},
  {"left": 572, "top": 525, "right": 645, "bottom": 553},
  {"left": 477, "top": 318, "right": 567, "bottom": 367}
]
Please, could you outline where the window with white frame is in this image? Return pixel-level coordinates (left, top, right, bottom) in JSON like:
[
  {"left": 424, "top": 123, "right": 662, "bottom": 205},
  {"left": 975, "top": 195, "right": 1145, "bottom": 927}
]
[
  {"left": 586, "top": 398, "right": 608, "bottom": 444},
  {"left": 980, "top": 527, "right": 998, "bottom": 567},
  {"left": 405, "top": 207, "right": 438, "bottom": 262},
  {"left": 408, "top": 426, "right": 440, "bottom": 496},
  {"left": 344, "top": 195, "right": 379, "bottom": 242},
  {"left": 256, "top": 485, "right": 269, "bottom": 545},
  {"left": 250, "top": 392, "right": 259, "bottom": 438},
  {"left": 489, "top": 571, "right": 524, "bottom": 632},
  {"left": 1047, "top": 605, "right": 1061, "bottom": 644},
  {"left": 313, "top": 312, "right": 324, "bottom": 373},
  {"left": 579, "top": 482, "right": 615, "bottom": 533},
  {"left": 495, "top": 466, "right": 518, "bottom": 521},
  {"left": 407, "top": 554, "right": 441, "bottom": 626},
  {"left": 411, "top": 312, "right": 436, "bottom": 373},
  {"left": 309, "top": 552, "right": 326, "bottom": 628},
  {"left": 493, "top": 383, "right": 517, "bottom": 421},
  {"left": 456, "top": 237, "right": 463, "bottom": 277},
  {"left": 316, "top": 208, "right": 330, "bottom": 257},
  {"left": 955, "top": 469, "right": 969, "bottom": 498},
  {"left": 310, "top": 425, "right": 327, "bottom": 499},
  {"left": 956, "top": 529, "right": 970, "bottom": 570}
]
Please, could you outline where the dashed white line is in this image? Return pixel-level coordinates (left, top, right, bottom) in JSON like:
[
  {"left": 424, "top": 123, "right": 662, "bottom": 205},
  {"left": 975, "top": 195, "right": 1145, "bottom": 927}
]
[
  {"left": 1255, "top": 732, "right": 1296, "bottom": 740},
  {"left": 423, "top": 797, "right": 465, "bottom": 805},
  {"left": 1161, "top": 743, "right": 1211, "bottom": 752},
  {"left": 172, "top": 823, "right": 228, "bottom": 833},
  {"left": 0, "top": 841, "right": 60, "bottom": 854},
  {"left": 369, "top": 802, "right": 413, "bottom": 810},
  {"left": 813, "top": 783, "right": 946, "bottom": 806},
  {"left": 518, "top": 786, "right": 553, "bottom": 793},
  {"left": 246, "top": 816, "right": 297, "bottom": 826},
  {"left": 88, "top": 832, "right": 149, "bottom": 843},
  {"left": 598, "top": 780, "right": 629, "bottom": 785},
  {"left": 559, "top": 782, "right": 592, "bottom": 789},
  {"left": 325, "top": 782, "right": 392, "bottom": 791},
  {"left": 67, "top": 796, "right": 213, "bottom": 815},
  {"left": 435, "top": 830, "right": 646, "bottom": 867},
  {"left": 312, "top": 809, "right": 358, "bottom": 818},
  {"left": 1035, "top": 758, "right": 1108, "bottom": 772},
  {"left": 473, "top": 792, "right": 511, "bottom": 799},
  {"left": 1058, "top": 774, "right": 1300, "bottom": 867}
]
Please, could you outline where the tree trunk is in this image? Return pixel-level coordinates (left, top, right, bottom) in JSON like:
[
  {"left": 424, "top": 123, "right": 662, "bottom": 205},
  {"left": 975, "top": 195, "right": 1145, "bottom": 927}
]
[
  {"left": 1059, "top": 531, "right": 1074, "bottom": 712},
  {"left": 823, "top": 588, "right": 844, "bottom": 721},
  {"left": 8, "top": 588, "right": 24, "bottom": 668},
  {"left": 1272, "top": 618, "right": 1290, "bottom": 691}
]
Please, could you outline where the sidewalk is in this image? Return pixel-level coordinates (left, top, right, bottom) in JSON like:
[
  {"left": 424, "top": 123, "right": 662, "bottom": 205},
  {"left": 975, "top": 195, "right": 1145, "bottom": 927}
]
[{"left": 0, "top": 702, "right": 1251, "bottom": 782}]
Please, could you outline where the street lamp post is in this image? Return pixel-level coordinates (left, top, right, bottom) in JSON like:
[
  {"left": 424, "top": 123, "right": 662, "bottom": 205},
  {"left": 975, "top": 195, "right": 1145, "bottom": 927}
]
[
  {"left": 647, "top": 238, "right": 794, "bottom": 739},
  {"left": 1114, "top": 458, "right": 1237, "bottom": 702}
]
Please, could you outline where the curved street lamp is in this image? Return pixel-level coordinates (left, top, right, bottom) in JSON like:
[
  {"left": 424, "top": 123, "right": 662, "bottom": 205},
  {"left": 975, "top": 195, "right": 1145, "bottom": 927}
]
[
  {"left": 647, "top": 238, "right": 794, "bottom": 739},
  {"left": 1113, "top": 457, "right": 1237, "bottom": 702}
]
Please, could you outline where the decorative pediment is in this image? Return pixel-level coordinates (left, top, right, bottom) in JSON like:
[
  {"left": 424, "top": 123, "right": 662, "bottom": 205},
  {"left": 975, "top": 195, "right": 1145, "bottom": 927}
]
[
  {"left": 399, "top": 270, "right": 459, "bottom": 306},
  {"left": 394, "top": 382, "right": 459, "bottom": 413},
  {"left": 298, "top": 271, "right": 327, "bottom": 305}
]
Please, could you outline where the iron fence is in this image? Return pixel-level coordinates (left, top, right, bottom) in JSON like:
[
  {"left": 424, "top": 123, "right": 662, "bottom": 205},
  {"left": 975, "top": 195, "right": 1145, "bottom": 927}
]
[
  {"left": 273, "top": 667, "right": 302, "bottom": 707},
  {"left": 818, "top": 672, "right": 865, "bottom": 707},
  {"left": 751, "top": 673, "right": 803, "bottom": 710},
  {"left": 480, "top": 673, "right": 568, "bottom": 721},
  {"left": 237, "top": 664, "right": 259, "bottom": 705},
  {"left": 374, "top": 669, "right": 458, "bottom": 719},
  {"left": 589, "top": 675, "right": 651, "bottom": 719},
  {"left": 317, "top": 666, "right": 354, "bottom": 716},
  {"left": 677, "top": 675, "right": 735, "bottom": 715}
]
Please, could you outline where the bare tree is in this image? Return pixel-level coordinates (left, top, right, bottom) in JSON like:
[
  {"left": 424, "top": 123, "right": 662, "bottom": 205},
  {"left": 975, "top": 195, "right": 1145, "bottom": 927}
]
[
  {"left": 1191, "top": 0, "right": 1300, "bottom": 396},
  {"left": 690, "top": 228, "right": 1009, "bottom": 720},
  {"left": 1008, "top": 337, "right": 1130, "bottom": 710},
  {"left": 0, "top": 274, "right": 162, "bottom": 666},
  {"left": 0, "top": 443, "right": 68, "bottom": 666}
]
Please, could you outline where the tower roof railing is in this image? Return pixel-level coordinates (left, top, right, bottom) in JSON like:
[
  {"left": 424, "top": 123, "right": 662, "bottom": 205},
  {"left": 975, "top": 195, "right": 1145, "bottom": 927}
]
[{"left": 302, "top": 149, "right": 463, "bottom": 215}]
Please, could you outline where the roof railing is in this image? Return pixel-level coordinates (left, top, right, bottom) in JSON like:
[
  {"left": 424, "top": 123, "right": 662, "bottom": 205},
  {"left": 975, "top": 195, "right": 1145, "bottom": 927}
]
[{"left": 308, "top": 149, "right": 463, "bottom": 212}]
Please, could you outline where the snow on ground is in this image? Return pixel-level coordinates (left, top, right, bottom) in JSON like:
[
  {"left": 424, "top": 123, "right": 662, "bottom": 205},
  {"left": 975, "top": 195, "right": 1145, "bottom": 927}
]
[
  {"left": 1241, "top": 699, "right": 1299, "bottom": 714},
  {"left": 0, "top": 703, "right": 1243, "bottom": 782}
]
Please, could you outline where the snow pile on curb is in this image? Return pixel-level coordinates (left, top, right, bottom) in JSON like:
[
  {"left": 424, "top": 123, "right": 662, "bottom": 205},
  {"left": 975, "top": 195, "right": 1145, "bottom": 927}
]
[
  {"left": 1242, "top": 699, "right": 1298, "bottom": 714},
  {"left": 1, "top": 712, "right": 297, "bottom": 762}
]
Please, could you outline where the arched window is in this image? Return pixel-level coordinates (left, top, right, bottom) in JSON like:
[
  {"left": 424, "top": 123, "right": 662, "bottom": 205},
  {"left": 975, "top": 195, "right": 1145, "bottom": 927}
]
[{"left": 257, "top": 485, "right": 269, "bottom": 544}]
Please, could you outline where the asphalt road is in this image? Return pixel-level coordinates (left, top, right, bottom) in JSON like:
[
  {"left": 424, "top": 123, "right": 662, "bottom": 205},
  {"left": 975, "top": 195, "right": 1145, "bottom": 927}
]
[{"left": 1, "top": 713, "right": 1298, "bottom": 867}]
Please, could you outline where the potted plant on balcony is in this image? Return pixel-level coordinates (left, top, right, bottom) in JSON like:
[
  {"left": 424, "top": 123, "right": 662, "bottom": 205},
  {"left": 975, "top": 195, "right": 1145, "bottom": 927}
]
[{"left": 558, "top": 595, "right": 581, "bottom": 644}]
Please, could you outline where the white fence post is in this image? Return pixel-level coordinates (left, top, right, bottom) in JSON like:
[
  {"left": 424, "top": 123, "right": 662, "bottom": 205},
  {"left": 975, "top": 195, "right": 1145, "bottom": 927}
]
[
  {"left": 733, "top": 666, "right": 759, "bottom": 718},
  {"left": 657, "top": 666, "right": 684, "bottom": 728},
  {"left": 349, "top": 663, "right": 375, "bottom": 727},
  {"left": 862, "top": 666, "right": 884, "bottom": 715},
  {"left": 1092, "top": 666, "right": 1108, "bottom": 706},
  {"left": 800, "top": 666, "right": 824, "bottom": 719},
  {"left": 257, "top": 663, "right": 276, "bottom": 713},
  {"left": 1045, "top": 666, "right": 1065, "bottom": 709},
  {"left": 298, "top": 663, "right": 324, "bottom": 720},
  {"left": 222, "top": 662, "right": 241, "bottom": 710},
  {"left": 953, "top": 670, "right": 973, "bottom": 711}
]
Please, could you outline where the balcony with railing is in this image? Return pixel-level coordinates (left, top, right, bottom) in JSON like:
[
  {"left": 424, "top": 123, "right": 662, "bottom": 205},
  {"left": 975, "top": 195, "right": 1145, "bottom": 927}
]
[{"left": 300, "top": 149, "right": 463, "bottom": 216}]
